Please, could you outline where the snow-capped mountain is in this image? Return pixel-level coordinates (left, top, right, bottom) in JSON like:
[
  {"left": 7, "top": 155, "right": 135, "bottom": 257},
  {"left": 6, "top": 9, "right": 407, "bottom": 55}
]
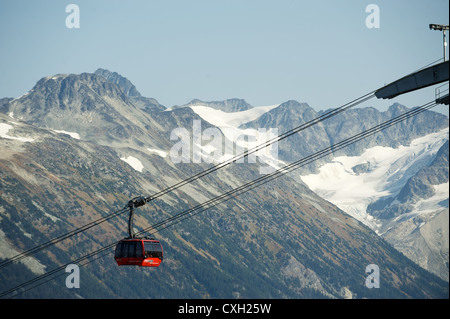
[
  {"left": 182, "top": 98, "right": 449, "bottom": 281},
  {"left": 0, "top": 69, "right": 448, "bottom": 298},
  {"left": 147, "top": 92, "right": 450, "bottom": 281},
  {"left": 300, "top": 128, "right": 449, "bottom": 281},
  {"left": 301, "top": 128, "right": 448, "bottom": 229}
]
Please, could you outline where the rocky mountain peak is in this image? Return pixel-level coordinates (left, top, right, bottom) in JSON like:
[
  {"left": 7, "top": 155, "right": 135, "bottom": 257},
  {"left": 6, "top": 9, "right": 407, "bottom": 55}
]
[
  {"left": 387, "top": 102, "right": 409, "bottom": 115},
  {"left": 94, "top": 68, "right": 141, "bottom": 97}
]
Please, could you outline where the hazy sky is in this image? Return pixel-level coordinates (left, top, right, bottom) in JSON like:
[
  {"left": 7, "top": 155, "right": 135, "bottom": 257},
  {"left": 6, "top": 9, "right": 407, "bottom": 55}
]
[{"left": 0, "top": 0, "right": 448, "bottom": 115}]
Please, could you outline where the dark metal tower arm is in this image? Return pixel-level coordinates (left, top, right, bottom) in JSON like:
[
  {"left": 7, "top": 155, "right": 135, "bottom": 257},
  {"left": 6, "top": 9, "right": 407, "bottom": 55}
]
[{"left": 375, "top": 61, "right": 449, "bottom": 100}]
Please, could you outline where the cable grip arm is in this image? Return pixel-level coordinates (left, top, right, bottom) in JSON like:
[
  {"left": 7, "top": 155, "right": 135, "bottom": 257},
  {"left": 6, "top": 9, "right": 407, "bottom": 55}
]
[{"left": 125, "top": 196, "right": 147, "bottom": 238}]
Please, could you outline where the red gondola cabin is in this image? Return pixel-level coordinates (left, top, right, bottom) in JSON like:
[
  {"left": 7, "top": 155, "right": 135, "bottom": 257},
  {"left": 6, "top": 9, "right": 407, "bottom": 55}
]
[{"left": 114, "top": 239, "right": 163, "bottom": 267}]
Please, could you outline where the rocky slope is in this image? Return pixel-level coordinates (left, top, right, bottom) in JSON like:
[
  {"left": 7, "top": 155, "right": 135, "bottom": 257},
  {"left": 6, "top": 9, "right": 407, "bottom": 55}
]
[
  {"left": 190, "top": 95, "right": 449, "bottom": 282},
  {"left": 368, "top": 140, "right": 449, "bottom": 281},
  {"left": 0, "top": 69, "right": 448, "bottom": 298}
]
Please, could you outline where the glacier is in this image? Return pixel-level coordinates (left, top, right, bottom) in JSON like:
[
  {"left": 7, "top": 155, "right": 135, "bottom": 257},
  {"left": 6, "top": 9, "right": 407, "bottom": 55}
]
[{"left": 300, "top": 127, "right": 449, "bottom": 232}]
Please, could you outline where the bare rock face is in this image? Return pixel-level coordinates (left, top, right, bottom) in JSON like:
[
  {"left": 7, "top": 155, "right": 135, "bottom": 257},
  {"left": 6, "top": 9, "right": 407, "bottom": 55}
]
[{"left": 382, "top": 208, "right": 449, "bottom": 282}]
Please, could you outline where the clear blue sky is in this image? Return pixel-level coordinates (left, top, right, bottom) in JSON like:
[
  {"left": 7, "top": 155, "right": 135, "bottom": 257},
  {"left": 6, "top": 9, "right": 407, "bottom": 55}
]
[{"left": 0, "top": 0, "right": 448, "bottom": 115}]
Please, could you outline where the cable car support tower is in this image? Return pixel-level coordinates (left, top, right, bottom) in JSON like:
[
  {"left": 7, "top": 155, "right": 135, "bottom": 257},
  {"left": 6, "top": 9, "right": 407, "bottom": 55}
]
[{"left": 375, "top": 24, "right": 449, "bottom": 106}]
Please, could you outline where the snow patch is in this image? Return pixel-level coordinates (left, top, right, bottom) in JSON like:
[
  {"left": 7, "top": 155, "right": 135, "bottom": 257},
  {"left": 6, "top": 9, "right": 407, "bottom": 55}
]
[
  {"left": 147, "top": 148, "right": 168, "bottom": 158},
  {"left": 120, "top": 156, "right": 144, "bottom": 172},
  {"left": 190, "top": 104, "right": 279, "bottom": 128},
  {"left": 410, "top": 182, "right": 449, "bottom": 217},
  {"left": 0, "top": 123, "right": 34, "bottom": 142},
  {"left": 52, "top": 130, "right": 81, "bottom": 140},
  {"left": 189, "top": 104, "right": 283, "bottom": 171}
]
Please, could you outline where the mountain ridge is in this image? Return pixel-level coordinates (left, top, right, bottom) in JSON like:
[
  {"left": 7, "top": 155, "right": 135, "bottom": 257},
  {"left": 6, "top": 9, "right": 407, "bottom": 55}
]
[
  {"left": 0, "top": 69, "right": 448, "bottom": 298},
  {"left": 176, "top": 98, "right": 254, "bottom": 113}
]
